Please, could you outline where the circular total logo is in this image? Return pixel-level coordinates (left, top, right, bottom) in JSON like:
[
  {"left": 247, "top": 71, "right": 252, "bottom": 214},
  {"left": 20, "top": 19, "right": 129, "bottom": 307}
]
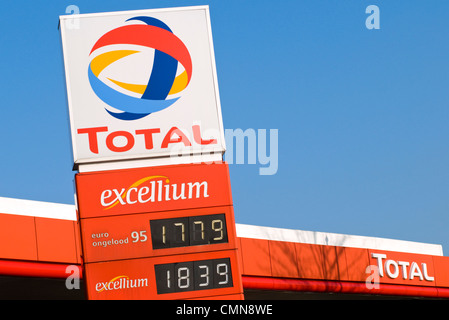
[{"left": 88, "top": 16, "right": 192, "bottom": 120}]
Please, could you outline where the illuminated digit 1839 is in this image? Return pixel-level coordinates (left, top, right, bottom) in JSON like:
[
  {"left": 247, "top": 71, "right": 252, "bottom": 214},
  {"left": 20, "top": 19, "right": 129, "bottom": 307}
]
[{"left": 154, "top": 258, "right": 233, "bottom": 294}]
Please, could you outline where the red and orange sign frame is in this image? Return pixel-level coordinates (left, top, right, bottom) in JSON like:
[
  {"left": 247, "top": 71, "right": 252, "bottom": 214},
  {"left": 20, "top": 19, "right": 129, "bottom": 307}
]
[{"left": 75, "top": 162, "right": 243, "bottom": 300}]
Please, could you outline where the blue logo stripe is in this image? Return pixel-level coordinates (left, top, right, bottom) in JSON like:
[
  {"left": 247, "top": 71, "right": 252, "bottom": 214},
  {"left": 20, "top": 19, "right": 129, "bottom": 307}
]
[
  {"left": 142, "top": 50, "right": 178, "bottom": 100},
  {"left": 88, "top": 64, "right": 179, "bottom": 114},
  {"left": 126, "top": 16, "right": 172, "bottom": 32},
  {"left": 104, "top": 109, "right": 148, "bottom": 121}
]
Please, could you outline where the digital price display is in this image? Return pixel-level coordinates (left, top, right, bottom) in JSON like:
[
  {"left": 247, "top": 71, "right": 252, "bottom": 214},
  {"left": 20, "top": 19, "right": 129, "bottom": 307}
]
[
  {"left": 150, "top": 214, "right": 228, "bottom": 249},
  {"left": 76, "top": 162, "right": 243, "bottom": 300},
  {"left": 154, "top": 258, "right": 232, "bottom": 294},
  {"left": 79, "top": 207, "right": 236, "bottom": 263},
  {"left": 83, "top": 250, "right": 242, "bottom": 300}
]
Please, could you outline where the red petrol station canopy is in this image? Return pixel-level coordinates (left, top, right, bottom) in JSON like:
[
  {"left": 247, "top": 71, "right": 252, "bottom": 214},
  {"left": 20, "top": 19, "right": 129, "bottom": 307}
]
[{"left": 0, "top": 196, "right": 448, "bottom": 299}]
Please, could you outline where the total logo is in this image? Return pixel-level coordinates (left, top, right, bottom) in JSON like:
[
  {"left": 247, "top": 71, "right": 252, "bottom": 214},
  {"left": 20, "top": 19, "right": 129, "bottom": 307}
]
[
  {"left": 77, "top": 125, "right": 217, "bottom": 154},
  {"left": 371, "top": 253, "right": 434, "bottom": 282},
  {"left": 88, "top": 16, "right": 192, "bottom": 120}
]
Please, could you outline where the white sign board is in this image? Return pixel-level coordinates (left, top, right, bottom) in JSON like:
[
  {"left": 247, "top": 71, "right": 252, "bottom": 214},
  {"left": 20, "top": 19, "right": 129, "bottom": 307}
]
[{"left": 60, "top": 6, "right": 225, "bottom": 169}]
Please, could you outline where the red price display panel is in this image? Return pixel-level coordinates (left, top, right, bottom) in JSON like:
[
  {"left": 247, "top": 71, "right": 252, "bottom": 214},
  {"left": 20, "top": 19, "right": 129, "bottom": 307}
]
[
  {"left": 80, "top": 206, "right": 237, "bottom": 263},
  {"left": 83, "top": 250, "right": 243, "bottom": 300},
  {"left": 75, "top": 162, "right": 243, "bottom": 300}
]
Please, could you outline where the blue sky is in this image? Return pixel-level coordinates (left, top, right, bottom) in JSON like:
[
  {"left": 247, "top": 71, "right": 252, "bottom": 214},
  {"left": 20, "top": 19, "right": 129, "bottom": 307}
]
[{"left": 0, "top": 0, "right": 448, "bottom": 254}]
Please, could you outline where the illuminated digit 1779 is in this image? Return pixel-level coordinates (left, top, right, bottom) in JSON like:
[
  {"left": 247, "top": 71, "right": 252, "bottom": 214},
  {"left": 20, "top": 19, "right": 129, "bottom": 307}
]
[{"left": 150, "top": 214, "right": 228, "bottom": 249}]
